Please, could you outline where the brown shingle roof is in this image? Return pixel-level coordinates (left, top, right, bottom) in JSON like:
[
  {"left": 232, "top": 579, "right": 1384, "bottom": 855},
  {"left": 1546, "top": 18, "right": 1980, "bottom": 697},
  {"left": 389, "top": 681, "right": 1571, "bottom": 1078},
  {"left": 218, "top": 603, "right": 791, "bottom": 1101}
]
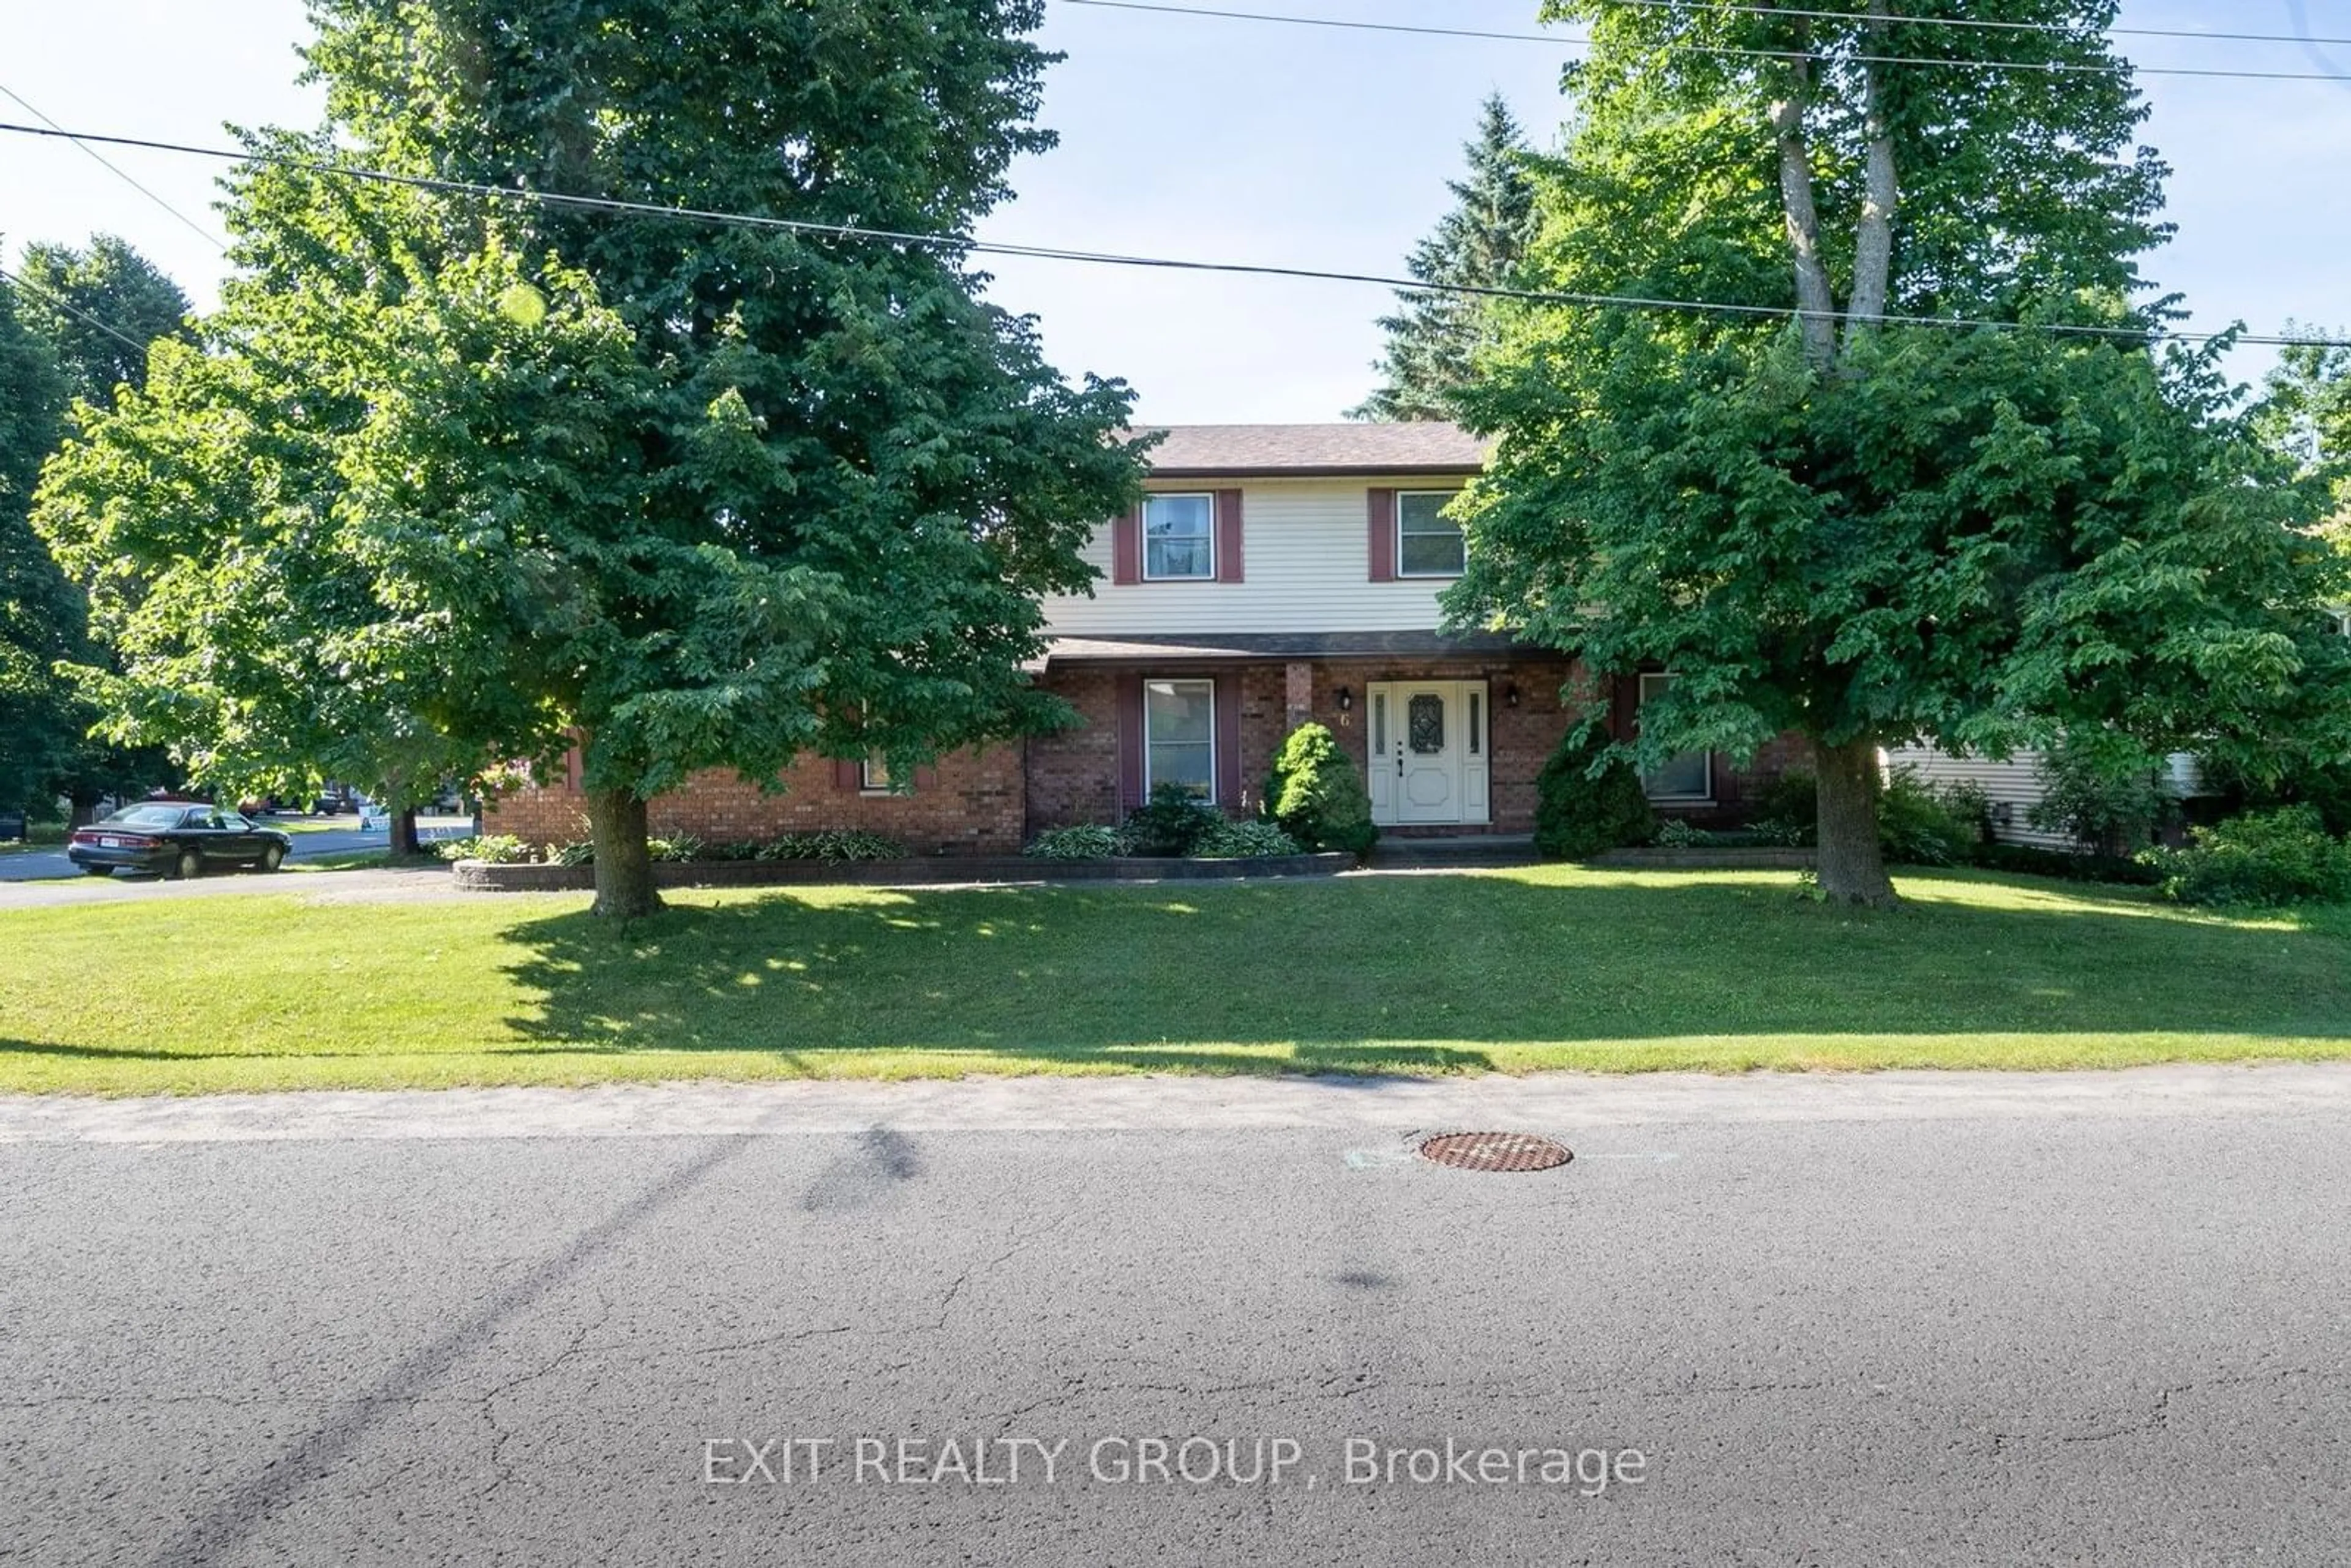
[{"left": 1133, "top": 422, "right": 1488, "bottom": 478}]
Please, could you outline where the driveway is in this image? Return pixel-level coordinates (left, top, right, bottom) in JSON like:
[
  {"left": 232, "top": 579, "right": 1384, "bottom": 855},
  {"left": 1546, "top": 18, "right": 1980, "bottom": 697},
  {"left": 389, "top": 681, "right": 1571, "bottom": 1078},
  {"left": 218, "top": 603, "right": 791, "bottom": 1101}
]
[
  {"left": 0, "top": 814, "right": 476, "bottom": 885},
  {"left": 4, "top": 1065, "right": 2347, "bottom": 1565}
]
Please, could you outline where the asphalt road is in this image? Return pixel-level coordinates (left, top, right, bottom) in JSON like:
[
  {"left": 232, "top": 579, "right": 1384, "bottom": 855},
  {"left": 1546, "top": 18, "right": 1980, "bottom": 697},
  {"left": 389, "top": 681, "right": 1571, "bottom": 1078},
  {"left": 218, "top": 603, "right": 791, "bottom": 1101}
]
[
  {"left": 4, "top": 1067, "right": 2348, "bottom": 1567},
  {"left": 0, "top": 816, "right": 476, "bottom": 884}
]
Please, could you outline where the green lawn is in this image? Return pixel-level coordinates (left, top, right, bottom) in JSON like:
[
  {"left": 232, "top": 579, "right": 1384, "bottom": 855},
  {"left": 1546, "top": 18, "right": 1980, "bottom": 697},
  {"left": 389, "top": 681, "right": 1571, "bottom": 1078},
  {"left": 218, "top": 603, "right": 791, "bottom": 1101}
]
[{"left": 2, "top": 866, "right": 2346, "bottom": 1095}]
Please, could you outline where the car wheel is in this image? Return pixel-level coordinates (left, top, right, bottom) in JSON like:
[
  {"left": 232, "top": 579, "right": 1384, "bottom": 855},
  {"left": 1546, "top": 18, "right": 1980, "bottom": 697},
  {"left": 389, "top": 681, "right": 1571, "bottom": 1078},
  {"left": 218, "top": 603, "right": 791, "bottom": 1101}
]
[
  {"left": 81, "top": 866, "right": 114, "bottom": 878},
  {"left": 175, "top": 849, "right": 203, "bottom": 880},
  {"left": 260, "top": 843, "right": 286, "bottom": 873}
]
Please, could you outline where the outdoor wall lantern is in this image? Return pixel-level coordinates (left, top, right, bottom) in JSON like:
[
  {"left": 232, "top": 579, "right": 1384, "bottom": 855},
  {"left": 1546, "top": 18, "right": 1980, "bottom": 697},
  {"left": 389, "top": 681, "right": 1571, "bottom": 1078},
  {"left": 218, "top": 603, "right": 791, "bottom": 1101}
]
[
  {"left": 1335, "top": 686, "right": 1354, "bottom": 713},
  {"left": 1504, "top": 684, "right": 1521, "bottom": 708}
]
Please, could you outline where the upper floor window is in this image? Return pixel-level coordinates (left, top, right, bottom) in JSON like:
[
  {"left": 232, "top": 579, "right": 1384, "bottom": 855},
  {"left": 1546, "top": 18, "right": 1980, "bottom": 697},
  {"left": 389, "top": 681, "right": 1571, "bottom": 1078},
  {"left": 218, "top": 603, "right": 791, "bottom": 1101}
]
[
  {"left": 1638, "top": 672, "right": 1712, "bottom": 801},
  {"left": 2332, "top": 608, "right": 2351, "bottom": 639},
  {"left": 1143, "top": 494, "right": 1215, "bottom": 580},
  {"left": 1397, "top": 491, "right": 1465, "bottom": 577}
]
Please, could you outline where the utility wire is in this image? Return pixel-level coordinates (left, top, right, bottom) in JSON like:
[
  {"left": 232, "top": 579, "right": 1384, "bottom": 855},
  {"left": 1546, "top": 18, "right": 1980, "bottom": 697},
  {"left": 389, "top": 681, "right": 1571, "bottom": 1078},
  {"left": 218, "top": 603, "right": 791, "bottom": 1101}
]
[
  {"left": 1, "top": 121, "right": 2344, "bottom": 350},
  {"left": 0, "top": 264, "right": 160, "bottom": 357},
  {"left": 0, "top": 83, "right": 230, "bottom": 252},
  {"left": 1586, "top": 0, "right": 2351, "bottom": 50},
  {"left": 1057, "top": 0, "right": 2351, "bottom": 82}
]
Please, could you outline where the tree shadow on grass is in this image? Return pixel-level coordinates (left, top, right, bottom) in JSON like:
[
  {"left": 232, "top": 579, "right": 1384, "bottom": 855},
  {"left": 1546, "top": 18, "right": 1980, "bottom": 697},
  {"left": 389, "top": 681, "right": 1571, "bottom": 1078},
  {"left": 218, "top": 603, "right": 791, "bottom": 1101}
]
[{"left": 490, "top": 872, "right": 2351, "bottom": 1074}]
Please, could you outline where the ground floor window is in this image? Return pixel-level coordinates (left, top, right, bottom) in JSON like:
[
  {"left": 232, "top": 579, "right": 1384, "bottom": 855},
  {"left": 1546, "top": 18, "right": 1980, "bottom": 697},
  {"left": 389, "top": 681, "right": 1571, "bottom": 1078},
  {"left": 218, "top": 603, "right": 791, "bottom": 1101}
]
[
  {"left": 859, "top": 756, "right": 896, "bottom": 793},
  {"left": 1144, "top": 678, "right": 1215, "bottom": 800},
  {"left": 1638, "top": 672, "right": 1711, "bottom": 801}
]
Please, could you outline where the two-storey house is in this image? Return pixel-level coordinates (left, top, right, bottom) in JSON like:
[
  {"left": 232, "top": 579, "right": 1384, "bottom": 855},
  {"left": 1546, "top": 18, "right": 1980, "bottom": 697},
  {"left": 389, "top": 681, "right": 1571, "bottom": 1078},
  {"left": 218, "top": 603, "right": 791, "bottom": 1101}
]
[{"left": 487, "top": 424, "right": 1807, "bottom": 853}]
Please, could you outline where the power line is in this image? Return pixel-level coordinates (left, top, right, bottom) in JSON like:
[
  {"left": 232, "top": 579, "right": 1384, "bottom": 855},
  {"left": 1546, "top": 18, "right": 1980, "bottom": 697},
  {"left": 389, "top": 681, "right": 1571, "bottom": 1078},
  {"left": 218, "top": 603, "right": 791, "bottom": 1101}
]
[
  {"left": 0, "top": 82, "right": 229, "bottom": 253},
  {"left": 0, "top": 264, "right": 159, "bottom": 358},
  {"left": 1588, "top": 0, "right": 2351, "bottom": 50},
  {"left": 1057, "top": 0, "right": 2351, "bottom": 83},
  {"left": 0, "top": 119, "right": 2344, "bottom": 350}
]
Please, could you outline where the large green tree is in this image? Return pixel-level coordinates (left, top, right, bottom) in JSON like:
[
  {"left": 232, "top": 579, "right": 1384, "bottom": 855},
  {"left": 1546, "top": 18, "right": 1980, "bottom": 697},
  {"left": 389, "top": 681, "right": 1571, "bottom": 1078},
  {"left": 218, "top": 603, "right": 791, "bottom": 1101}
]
[
  {"left": 1447, "top": 0, "right": 2351, "bottom": 903},
  {"left": 9, "top": 237, "right": 193, "bottom": 821},
  {"left": 38, "top": 0, "right": 1146, "bottom": 917},
  {"left": 0, "top": 263, "right": 76, "bottom": 816},
  {"left": 1349, "top": 93, "right": 1536, "bottom": 422}
]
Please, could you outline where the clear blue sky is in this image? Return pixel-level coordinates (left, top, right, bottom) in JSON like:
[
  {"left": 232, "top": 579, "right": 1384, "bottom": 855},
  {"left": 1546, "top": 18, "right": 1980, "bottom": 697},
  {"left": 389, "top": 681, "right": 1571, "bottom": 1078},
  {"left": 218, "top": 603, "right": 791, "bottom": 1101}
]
[{"left": 4, "top": 1, "right": 2347, "bottom": 422}]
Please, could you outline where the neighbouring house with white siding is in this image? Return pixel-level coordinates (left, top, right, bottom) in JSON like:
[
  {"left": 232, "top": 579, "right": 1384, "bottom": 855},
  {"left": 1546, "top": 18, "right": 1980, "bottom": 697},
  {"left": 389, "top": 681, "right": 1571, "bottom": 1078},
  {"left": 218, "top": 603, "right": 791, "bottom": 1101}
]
[
  {"left": 1882, "top": 746, "right": 2076, "bottom": 851},
  {"left": 1882, "top": 746, "right": 2212, "bottom": 852}
]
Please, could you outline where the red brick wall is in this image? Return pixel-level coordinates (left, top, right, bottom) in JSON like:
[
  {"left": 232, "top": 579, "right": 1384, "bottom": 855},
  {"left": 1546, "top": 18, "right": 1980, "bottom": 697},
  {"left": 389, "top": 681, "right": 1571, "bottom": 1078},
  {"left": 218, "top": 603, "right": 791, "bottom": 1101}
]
[
  {"left": 1022, "top": 658, "right": 1813, "bottom": 838},
  {"left": 482, "top": 666, "right": 1820, "bottom": 857},
  {"left": 484, "top": 745, "right": 1028, "bottom": 855},
  {"left": 1024, "top": 668, "right": 1122, "bottom": 835},
  {"left": 1026, "top": 657, "right": 1588, "bottom": 837}
]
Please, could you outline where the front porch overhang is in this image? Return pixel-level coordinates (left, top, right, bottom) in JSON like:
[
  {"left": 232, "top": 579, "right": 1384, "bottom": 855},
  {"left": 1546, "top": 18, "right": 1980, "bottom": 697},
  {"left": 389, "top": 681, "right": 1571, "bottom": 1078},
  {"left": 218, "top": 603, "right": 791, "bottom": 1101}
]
[{"left": 1037, "top": 630, "right": 1542, "bottom": 669}]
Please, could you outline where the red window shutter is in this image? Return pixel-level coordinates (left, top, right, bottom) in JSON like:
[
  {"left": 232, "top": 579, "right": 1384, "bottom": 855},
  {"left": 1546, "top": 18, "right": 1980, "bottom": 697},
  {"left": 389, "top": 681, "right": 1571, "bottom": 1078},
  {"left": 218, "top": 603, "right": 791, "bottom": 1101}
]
[
  {"left": 913, "top": 765, "right": 940, "bottom": 793},
  {"left": 1116, "top": 673, "right": 1146, "bottom": 812},
  {"left": 834, "top": 759, "right": 863, "bottom": 790},
  {"left": 1215, "top": 489, "right": 1244, "bottom": 583},
  {"left": 1112, "top": 503, "right": 1142, "bottom": 585},
  {"left": 1367, "top": 488, "right": 1396, "bottom": 582},
  {"left": 1213, "top": 672, "right": 1243, "bottom": 809}
]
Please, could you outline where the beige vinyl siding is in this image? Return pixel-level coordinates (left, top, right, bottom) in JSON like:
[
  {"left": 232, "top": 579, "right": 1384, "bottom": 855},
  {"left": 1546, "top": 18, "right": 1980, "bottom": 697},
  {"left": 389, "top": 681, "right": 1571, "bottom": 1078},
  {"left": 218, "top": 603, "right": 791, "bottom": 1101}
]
[
  {"left": 1883, "top": 745, "right": 2075, "bottom": 850},
  {"left": 1041, "top": 476, "right": 1460, "bottom": 636}
]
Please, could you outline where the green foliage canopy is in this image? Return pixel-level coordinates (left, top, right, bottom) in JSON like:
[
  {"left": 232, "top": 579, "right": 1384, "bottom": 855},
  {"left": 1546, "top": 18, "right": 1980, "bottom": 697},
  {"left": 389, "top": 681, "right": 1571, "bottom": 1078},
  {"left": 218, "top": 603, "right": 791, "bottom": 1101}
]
[
  {"left": 1447, "top": 0, "right": 2351, "bottom": 900},
  {"left": 36, "top": 0, "right": 1148, "bottom": 913}
]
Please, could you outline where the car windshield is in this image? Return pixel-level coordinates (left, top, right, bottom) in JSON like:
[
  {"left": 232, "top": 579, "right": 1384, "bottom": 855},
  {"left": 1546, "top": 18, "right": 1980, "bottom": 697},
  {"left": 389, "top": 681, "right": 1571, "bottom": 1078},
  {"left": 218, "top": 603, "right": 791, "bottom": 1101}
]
[{"left": 102, "top": 806, "right": 189, "bottom": 830}]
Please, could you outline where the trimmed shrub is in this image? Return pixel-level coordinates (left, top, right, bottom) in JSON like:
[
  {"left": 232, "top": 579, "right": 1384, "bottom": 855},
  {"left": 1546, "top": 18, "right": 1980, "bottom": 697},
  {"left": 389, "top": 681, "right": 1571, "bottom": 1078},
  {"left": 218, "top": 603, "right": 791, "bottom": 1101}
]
[
  {"left": 1877, "top": 768, "right": 1982, "bottom": 867},
  {"left": 1192, "top": 819, "right": 1300, "bottom": 858},
  {"left": 2139, "top": 806, "right": 2351, "bottom": 907},
  {"left": 1024, "top": 824, "right": 1128, "bottom": 860},
  {"left": 1533, "top": 727, "right": 1655, "bottom": 859},
  {"left": 435, "top": 833, "right": 534, "bottom": 865},
  {"left": 1265, "top": 724, "right": 1378, "bottom": 857},
  {"left": 1123, "top": 781, "right": 1223, "bottom": 857}
]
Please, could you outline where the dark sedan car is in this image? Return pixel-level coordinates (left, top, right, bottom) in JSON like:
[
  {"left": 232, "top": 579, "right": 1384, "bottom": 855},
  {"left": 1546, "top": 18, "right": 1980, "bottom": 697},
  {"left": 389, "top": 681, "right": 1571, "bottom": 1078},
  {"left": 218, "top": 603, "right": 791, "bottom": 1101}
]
[{"left": 67, "top": 804, "right": 293, "bottom": 879}]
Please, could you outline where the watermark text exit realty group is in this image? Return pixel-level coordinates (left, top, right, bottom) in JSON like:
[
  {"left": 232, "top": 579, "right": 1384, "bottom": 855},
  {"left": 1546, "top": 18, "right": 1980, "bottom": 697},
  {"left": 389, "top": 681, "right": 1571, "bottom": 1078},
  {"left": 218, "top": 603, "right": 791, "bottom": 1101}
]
[{"left": 701, "top": 1433, "right": 1649, "bottom": 1496}]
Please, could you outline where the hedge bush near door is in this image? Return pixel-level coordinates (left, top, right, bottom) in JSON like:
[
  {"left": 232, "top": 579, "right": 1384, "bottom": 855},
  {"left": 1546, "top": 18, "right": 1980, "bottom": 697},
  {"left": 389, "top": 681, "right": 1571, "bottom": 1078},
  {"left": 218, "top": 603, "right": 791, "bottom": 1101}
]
[
  {"left": 1534, "top": 727, "right": 1655, "bottom": 858},
  {"left": 1265, "top": 723, "right": 1378, "bottom": 857}
]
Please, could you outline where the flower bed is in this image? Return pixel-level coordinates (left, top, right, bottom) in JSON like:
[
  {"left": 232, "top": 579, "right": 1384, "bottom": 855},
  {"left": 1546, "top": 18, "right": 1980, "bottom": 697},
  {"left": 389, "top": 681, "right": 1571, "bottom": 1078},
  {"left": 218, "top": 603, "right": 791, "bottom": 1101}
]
[{"left": 452, "top": 851, "right": 1354, "bottom": 893}]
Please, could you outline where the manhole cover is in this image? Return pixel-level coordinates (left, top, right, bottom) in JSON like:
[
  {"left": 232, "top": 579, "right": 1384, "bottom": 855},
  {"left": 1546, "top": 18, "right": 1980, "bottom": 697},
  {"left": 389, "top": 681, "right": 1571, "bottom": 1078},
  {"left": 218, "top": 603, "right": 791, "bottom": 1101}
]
[{"left": 1417, "top": 1131, "right": 1573, "bottom": 1173}]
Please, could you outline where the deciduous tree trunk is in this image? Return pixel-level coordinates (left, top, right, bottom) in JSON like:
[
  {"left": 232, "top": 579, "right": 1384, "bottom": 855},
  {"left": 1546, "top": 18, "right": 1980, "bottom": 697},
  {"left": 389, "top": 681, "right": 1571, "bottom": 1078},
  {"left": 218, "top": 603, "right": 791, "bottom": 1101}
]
[
  {"left": 1844, "top": 3, "right": 1899, "bottom": 347},
  {"left": 1814, "top": 737, "right": 1898, "bottom": 906},
  {"left": 1765, "top": 23, "right": 1839, "bottom": 369},
  {"left": 391, "top": 806, "right": 422, "bottom": 859},
  {"left": 585, "top": 786, "right": 661, "bottom": 920}
]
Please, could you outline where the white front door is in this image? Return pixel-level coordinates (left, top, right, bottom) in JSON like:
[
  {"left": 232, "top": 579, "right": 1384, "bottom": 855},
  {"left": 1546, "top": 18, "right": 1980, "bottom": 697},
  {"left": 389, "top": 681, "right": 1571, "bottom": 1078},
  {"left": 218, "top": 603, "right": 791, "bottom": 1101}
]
[{"left": 1367, "top": 681, "right": 1490, "bottom": 827}]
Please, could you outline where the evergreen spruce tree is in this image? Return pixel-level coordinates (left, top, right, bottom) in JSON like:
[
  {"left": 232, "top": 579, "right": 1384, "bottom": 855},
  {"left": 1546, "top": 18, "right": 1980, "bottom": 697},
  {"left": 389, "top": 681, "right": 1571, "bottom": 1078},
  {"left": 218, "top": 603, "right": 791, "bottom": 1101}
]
[
  {"left": 1349, "top": 94, "right": 1535, "bottom": 422},
  {"left": 14, "top": 237, "right": 193, "bottom": 413}
]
